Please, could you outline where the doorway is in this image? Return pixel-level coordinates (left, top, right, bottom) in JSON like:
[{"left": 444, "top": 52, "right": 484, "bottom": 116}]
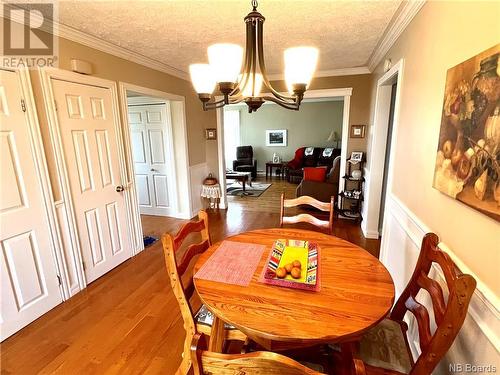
[
  {"left": 378, "top": 83, "right": 398, "bottom": 233},
  {"left": 126, "top": 94, "right": 175, "bottom": 217},
  {"left": 362, "top": 59, "right": 404, "bottom": 239},
  {"left": 118, "top": 83, "right": 192, "bottom": 254},
  {"left": 216, "top": 88, "right": 353, "bottom": 210}
]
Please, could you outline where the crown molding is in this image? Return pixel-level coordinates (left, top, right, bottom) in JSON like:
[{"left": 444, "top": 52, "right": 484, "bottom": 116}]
[
  {"left": 4, "top": 0, "right": 422, "bottom": 83},
  {"left": 367, "top": 0, "right": 426, "bottom": 72},
  {"left": 2, "top": 5, "right": 189, "bottom": 81},
  {"left": 268, "top": 66, "right": 371, "bottom": 81}
]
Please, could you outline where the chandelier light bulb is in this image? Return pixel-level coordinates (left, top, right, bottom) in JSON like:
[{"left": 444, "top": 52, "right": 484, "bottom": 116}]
[
  {"left": 208, "top": 43, "right": 244, "bottom": 83},
  {"left": 189, "top": 64, "right": 216, "bottom": 94},
  {"left": 284, "top": 47, "right": 319, "bottom": 92}
]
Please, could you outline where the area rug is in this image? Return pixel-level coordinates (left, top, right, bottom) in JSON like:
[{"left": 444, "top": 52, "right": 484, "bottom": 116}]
[{"left": 226, "top": 181, "right": 272, "bottom": 197}]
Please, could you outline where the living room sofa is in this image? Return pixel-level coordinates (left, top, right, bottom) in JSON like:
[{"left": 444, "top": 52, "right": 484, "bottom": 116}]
[
  {"left": 286, "top": 147, "right": 341, "bottom": 183},
  {"left": 296, "top": 155, "right": 341, "bottom": 203}
]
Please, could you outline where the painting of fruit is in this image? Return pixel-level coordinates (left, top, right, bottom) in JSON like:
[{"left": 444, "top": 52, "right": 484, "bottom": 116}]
[{"left": 433, "top": 44, "right": 500, "bottom": 222}]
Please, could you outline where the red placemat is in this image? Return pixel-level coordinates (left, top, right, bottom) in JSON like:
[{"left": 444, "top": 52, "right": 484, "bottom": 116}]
[
  {"left": 194, "top": 241, "right": 265, "bottom": 286},
  {"left": 259, "top": 240, "right": 321, "bottom": 292}
]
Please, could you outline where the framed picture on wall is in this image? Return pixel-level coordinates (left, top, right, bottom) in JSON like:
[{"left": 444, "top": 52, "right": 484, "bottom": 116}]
[
  {"left": 350, "top": 151, "right": 364, "bottom": 162},
  {"left": 205, "top": 128, "right": 217, "bottom": 140},
  {"left": 266, "top": 129, "right": 287, "bottom": 147},
  {"left": 350, "top": 124, "right": 366, "bottom": 138}
]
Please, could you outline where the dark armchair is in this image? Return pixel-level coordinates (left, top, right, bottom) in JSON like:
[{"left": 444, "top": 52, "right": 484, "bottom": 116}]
[{"left": 232, "top": 145, "right": 257, "bottom": 178}]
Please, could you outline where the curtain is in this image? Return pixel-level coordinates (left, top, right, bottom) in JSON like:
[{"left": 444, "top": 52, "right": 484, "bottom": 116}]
[{"left": 223, "top": 110, "right": 240, "bottom": 168}]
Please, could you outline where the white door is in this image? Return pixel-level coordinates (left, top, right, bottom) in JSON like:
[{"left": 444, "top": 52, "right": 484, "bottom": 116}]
[
  {"left": 128, "top": 104, "right": 174, "bottom": 216},
  {"left": 51, "top": 79, "right": 132, "bottom": 284},
  {"left": 0, "top": 70, "right": 62, "bottom": 340}
]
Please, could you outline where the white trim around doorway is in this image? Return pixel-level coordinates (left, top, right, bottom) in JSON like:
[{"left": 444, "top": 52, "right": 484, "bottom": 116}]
[
  {"left": 361, "top": 59, "right": 405, "bottom": 239},
  {"left": 118, "top": 82, "right": 192, "bottom": 254},
  {"left": 215, "top": 88, "right": 353, "bottom": 210}
]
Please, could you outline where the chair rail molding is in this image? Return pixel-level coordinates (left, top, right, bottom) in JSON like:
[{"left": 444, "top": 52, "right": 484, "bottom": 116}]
[{"left": 380, "top": 193, "right": 500, "bottom": 363}]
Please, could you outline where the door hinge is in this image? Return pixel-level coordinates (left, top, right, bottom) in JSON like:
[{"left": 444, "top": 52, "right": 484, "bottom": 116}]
[
  {"left": 21, "top": 99, "right": 26, "bottom": 112},
  {"left": 54, "top": 100, "right": 58, "bottom": 112},
  {"left": 82, "top": 261, "right": 86, "bottom": 271},
  {"left": 57, "top": 275, "right": 62, "bottom": 286}
]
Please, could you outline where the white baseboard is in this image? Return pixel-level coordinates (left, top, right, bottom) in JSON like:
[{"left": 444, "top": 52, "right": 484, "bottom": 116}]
[
  {"left": 361, "top": 223, "right": 379, "bottom": 239},
  {"left": 380, "top": 194, "right": 499, "bottom": 371}
]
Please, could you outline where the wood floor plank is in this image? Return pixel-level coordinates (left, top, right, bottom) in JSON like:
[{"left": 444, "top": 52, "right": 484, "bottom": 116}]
[{"left": 0, "top": 177, "right": 380, "bottom": 374}]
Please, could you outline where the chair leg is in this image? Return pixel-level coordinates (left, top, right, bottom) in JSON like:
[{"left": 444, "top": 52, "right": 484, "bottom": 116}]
[{"left": 208, "top": 316, "right": 225, "bottom": 353}]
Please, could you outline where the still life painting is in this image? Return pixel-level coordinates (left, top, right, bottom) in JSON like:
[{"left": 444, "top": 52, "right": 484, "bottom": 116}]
[{"left": 433, "top": 44, "right": 499, "bottom": 222}]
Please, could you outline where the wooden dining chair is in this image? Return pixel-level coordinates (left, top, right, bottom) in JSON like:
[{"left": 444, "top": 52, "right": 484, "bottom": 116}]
[
  {"left": 357, "top": 233, "right": 476, "bottom": 374},
  {"left": 161, "top": 210, "right": 246, "bottom": 375},
  {"left": 191, "top": 333, "right": 333, "bottom": 375},
  {"left": 280, "top": 193, "right": 334, "bottom": 234}
]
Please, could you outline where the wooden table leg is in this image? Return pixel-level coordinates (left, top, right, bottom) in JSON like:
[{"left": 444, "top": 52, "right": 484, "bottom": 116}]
[
  {"left": 208, "top": 316, "right": 225, "bottom": 353},
  {"left": 340, "top": 342, "right": 356, "bottom": 375}
]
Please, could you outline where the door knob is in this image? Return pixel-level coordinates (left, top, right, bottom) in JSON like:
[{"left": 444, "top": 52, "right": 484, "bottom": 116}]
[{"left": 115, "top": 185, "right": 125, "bottom": 192}]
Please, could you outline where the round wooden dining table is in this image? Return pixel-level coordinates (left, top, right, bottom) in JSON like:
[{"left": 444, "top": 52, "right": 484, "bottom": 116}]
[{"left": 193, "top": 228, "right": 395, "bottom": 353}]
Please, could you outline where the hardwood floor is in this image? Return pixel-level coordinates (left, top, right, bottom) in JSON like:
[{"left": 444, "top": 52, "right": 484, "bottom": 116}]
[{"left": 0, "top": 177, "right": 380, "bottom": 374}]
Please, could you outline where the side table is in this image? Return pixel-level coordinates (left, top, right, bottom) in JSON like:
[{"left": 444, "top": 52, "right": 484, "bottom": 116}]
[
  {"left": 265, "top": 162, "right": 285, "bottom": 179},
  {"left": 201, "top": 183, "right": 221, "bottom": 210}
]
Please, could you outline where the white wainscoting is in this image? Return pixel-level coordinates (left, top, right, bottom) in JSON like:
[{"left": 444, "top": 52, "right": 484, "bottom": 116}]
[
  {"left": 380, "top": 194, "right": 500, "bottom": 373},
  {"left": 189, "top": 162, "right": 209, "bottom": 218}
]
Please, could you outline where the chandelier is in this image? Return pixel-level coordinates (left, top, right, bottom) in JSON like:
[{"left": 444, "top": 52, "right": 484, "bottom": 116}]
[{"left": 189, "top": 0, "right": 319, "bottom": 113}]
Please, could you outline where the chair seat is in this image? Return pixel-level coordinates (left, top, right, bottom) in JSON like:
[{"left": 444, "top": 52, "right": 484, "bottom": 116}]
[
  {"left": 195, "top": 304, "right": 236, "bottom": 330},
  {"left": 359, "top": 318, "right": 413, "bottom": 374}
]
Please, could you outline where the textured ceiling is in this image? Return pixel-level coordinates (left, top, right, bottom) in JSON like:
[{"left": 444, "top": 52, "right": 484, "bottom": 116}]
[{"left": 56, "top": 0, "right": 401, "bottom": 75}]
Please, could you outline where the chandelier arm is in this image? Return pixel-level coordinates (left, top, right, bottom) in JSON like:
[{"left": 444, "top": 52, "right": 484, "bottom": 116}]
[
  {"left": 251, "top": 18, "right": 257, "bottom": 97},
  {"left": 204, "top": 100, "right": 227, "bottom": 110},
  {"left": 256, "top": 19, "right": 295, "bottom": 101},
  {"left": 262, "top": 95, "right": 299, "bottom": 110},
  {"left": 239, "top": 19, "right": 255, "bottom": 94}
]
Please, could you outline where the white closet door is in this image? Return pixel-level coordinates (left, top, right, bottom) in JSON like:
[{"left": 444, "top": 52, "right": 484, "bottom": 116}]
[
  {"left": 128, "top": 104, "right": 174, "bottom": 216},
  {"left": 51, "top": 79, "right": 132, "bottom": 284},
  {"left": 0, "top": 70, "right": 62, "bottom": 341}
]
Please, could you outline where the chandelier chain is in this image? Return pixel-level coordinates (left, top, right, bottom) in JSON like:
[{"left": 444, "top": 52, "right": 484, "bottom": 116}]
[{"left": 251, "top": 0, "right": 258, "bottom": 11}]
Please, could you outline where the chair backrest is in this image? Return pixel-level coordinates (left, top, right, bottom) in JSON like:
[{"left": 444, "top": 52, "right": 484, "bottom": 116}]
[
  {"left": 236, "top": 145, "right": 253, "bottom": 160},
  {"left": 390, "top": 233, "right": 476, "bottom": 374},
  {"left": 191, "top": 333, "right": 326, "bottom": 375},
  {"left": 161, "top": 210, "right": 211, "bottom": 374},
  {"left": 280, "top": 193, "right": 334, "bottom": 234}
]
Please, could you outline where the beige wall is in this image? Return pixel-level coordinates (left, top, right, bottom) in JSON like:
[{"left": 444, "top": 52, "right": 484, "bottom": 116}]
[
  {"left": 369, "top": 2, "right": 500, "bottom": 296},
  {"left": 26, "top": 30, "right": 216, "bottom": 199},
  {"left": 234, "top": 101, "right": 343, "bottom": 171}
]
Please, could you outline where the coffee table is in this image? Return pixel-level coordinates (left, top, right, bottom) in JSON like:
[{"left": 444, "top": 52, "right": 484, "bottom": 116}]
[{"left": 226, "top": 171, "right": 252, "bottom": 192}]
